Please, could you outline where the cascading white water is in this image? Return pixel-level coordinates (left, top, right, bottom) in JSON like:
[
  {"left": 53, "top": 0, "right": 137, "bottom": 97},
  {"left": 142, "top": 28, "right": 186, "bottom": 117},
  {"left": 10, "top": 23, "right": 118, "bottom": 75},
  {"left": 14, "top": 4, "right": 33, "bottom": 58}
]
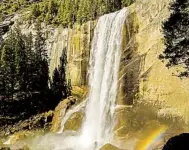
[{"left": 77, "top": 8, "right": 128, "bottom": 150}]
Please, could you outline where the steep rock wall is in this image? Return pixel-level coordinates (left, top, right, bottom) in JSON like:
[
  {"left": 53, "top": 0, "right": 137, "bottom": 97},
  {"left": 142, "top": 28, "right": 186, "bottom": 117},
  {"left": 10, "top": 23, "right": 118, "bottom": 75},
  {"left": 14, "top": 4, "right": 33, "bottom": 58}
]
[
  {"left": 114, "top": 0, "right": 189, "bottom": 147},
  {"left": 136, "top": 0, "right": 189, "bottom": 123},
  {"left": 16, "top": 20, "right": 95, "bottom": 87},
  {"left": 48, "top": 22, "right": 95, "bottom": 86}
]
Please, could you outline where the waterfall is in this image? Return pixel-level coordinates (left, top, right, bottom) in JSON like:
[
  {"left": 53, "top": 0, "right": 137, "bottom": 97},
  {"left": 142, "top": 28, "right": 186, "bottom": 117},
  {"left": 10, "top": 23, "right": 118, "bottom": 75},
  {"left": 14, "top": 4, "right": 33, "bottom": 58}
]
[
  {"left": 33, "top": 8, "right": 128, "bottom": 150},
  {"left": 77, "top": 8, "right": 128, "bottom": 150}
]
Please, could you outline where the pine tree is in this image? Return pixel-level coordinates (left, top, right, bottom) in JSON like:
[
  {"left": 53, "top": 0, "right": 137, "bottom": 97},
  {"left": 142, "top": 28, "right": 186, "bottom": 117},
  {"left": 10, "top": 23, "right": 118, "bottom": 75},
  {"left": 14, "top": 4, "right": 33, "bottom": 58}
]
[
  {"left": 160, "top": 0, "right": 189, "bottom": 77},
  {"left": 2, "top": 30, "right": 18, "bottom": 101},
  {"left": 34, "top": 21, "right": 49, "bottom": 91},
  {"left": 59, "top": 48, "right": 69, "bottom": 98},
  {"left": 45, "top": 0, "right": 58, "bottom": 23},
  {"left": 14, "top": 27, "right": 27, "bottom": 97},
  {"left": 0, "top": 60, "right": 6, "bottom": 100},
  {"left": 56, "top": 1, "right": 65, "bottom": 24},
  {"left": 51, "top": 48, "right": 72, "bottom": 105},
  {"left": 51, "top": 68, "right": 62, "bottom": 104},
  {"left": 25, "top": 32, "right": 35, "bottom": 93},
  {"left": 62, "top": 0, "right": 72, "bottom": 27}
]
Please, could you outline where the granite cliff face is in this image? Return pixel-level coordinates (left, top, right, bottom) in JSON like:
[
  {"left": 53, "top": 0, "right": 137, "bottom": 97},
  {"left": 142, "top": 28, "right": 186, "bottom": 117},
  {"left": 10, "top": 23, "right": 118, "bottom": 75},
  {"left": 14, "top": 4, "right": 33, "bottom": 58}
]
[
  {"left": 114, "top": 0, "right": 189, "bottom": 147},
  {"left": 47, "top": 22, "right": 95, "bottom": 86},
  {"left": 1, "top": 0, "right": 189, "bottom": 149},
  {"left": 136, "top": 0, "right": 189, "bottom": 124},
  {"left": 17, "top": 20, "right": 95, "bottom": 87}
]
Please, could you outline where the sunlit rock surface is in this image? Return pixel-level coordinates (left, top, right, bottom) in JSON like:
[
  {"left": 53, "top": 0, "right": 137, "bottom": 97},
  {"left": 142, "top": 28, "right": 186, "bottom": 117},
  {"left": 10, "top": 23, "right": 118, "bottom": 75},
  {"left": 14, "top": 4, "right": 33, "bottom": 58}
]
[
  {"left": 135, "top": 0, "right": 189, "bottom": 123},
  {"left": 114, "top": 0, "right": 189, "bottom": 148},
  {"left": 133, "top": 0, "right": 189, "bottom": 126},
  {"left": 47, "top": 22, "right": 95, "bottom": 86},
  {"left": 99, "top": 143, "right": 121, "bottom": 150},
  {"left": 63, "top": 111, "right": 84, "bottom": 132},
  {"left": 51, "top": 96, "right": 77, "bottom": 132}
]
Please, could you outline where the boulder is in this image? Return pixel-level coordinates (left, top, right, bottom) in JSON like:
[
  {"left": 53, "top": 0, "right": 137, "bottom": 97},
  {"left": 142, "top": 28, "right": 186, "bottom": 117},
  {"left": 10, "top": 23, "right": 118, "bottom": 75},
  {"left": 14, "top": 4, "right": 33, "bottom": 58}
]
[
  {"left": 63, "top": 111, "right": 84, "bottom": 131},
  {"left": 100, "top": 144, "right": 121, "bottom": 150},
  {"left": 51, "top": 96, "right": 78, "bottom": 132},
  {"left": 71, "top": 86, "right": 88, "bottom": 100}
]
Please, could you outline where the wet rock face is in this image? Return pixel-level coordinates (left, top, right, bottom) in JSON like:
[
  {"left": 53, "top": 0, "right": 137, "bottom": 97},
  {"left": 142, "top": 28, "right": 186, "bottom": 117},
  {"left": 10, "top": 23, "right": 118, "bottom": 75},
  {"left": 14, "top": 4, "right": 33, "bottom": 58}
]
[{"left": 117, "top": 0, "right": 189, "bottom": 123}]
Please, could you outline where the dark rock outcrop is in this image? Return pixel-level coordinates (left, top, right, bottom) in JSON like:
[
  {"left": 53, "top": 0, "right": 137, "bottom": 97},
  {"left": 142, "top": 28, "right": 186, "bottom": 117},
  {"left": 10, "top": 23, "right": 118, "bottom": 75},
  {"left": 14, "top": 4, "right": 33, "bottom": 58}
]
[{"left": 163, "top": 133, "right": 189, "bottom": 150}]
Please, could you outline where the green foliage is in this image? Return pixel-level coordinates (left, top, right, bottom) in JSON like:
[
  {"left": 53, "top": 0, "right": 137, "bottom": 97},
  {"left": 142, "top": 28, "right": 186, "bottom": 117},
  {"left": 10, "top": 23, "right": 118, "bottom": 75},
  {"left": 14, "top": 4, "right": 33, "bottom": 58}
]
[
  {"left": 27, "top": 0, "right": 135, "bottom": 26},
  {"left": 1, "top": 30, "right": 18, "bottom": 101},
  {"left": 159, "top": 0, "right": 189, "bottom": 77},
  {"left": 0, "top": 0, "right": 135, "bottom": 26},
  {"left": 0, "top": 24, "right": 50, "bottom": 124},
  {"left": 0, "top": 23, "right": 72, "bottom": 126}
]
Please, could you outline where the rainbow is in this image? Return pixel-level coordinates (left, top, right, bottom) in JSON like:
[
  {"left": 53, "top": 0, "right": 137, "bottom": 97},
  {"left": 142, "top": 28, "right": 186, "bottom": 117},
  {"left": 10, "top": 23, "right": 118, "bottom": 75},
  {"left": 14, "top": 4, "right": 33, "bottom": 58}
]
[{"left": 135, "top": 125, "right": 168, "bottom": 150}]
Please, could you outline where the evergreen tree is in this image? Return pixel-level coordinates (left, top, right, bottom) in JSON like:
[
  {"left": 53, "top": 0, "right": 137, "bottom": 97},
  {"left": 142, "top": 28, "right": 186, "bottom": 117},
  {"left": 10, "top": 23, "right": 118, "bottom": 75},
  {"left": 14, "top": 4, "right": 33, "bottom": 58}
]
[
  {"left": 29, "top": 0, "right": 135, "bottom": 26},
  {"left": 59, "top": 48, "right": 69, "bottom": 98},
  {"left": 51, "top": 68, "right": 62, "bottom": 104},
  {"left": 160, "top": 0, "right": 189, "bottom": 77},
  {"left": 0, "top": 60, "right": 6, "bottom": 100},
  {"left": 2, "top": 30, "right": 18, "bottom": 101},
  {"left": 34, "top": 21, "right": 49, "bottom": 91},
  {"left": 14, "top": 27, "right": 27, "bottom": 97},
  {"left": 25, "top": 32, "right": 35, "bottom": 93},
  {"left": 61, "top": 0, "right": 72, "bottom": 27},
  {"left": 0, "top": 24, "right": 53, "bottom": 124},
  {"left": 77, "top": 0, "right": 94, "bottom": 24},
  {"left": 45, "top": 0, "right": 58, "bottom": 23},
  {"left": 51, "top": 48, "right": 72, "bottom": 105}
]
